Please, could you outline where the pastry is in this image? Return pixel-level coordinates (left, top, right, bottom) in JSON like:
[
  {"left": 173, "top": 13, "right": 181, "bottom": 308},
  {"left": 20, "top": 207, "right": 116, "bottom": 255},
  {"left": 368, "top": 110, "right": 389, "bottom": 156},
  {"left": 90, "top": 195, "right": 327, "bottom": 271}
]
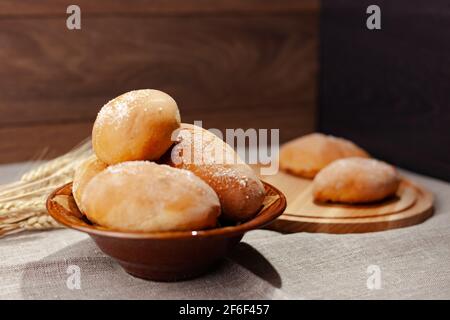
[
  {"left": 81, "top": 161, "right": 221, "bottom": 232},
  {"left": 72, "top": 155, "right": 108, "bottom": 213},
  {"left": 312, "top": 157, "right": 400, "bottom": 203},
  {"left": 164, "top": 123, "right": 265, "bottom": 222},
  {"left": 279, "top": 133, "right": 370, "bottom": 178},
  {"left": 92, "top": 89, "right": 181, "bottom": 164}
]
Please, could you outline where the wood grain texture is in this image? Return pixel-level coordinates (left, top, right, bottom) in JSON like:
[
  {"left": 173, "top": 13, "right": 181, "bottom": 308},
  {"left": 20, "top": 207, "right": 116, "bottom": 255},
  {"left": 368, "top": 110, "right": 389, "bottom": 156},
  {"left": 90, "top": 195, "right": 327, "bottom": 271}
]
[
  {"left": 261, "top": 170, "right": 434, "bottom": 234},
  {"left": 0, "top": 5, "right": 319, "bottom": 163},
  {"left": 0, "top": 16, "right": 317, "bottom": 125},
  {"left": 0, "top": 122, "right": 92, "bottom": 163},
  {"left": 319, "top": 0, "right": 450, "bottom": 181},
  {"left": 0, "top": 0, "right": 319, "bottom": 16}
]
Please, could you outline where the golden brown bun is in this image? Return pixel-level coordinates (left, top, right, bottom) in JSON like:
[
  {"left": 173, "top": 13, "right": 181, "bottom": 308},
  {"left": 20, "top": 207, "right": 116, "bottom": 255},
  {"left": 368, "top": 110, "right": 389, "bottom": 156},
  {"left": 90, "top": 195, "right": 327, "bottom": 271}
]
[
  {"left": 82, "top": 161, "right": 221, "bottom": 232},
  {"left": 279, "top": 133, "right": 370, "bottom": 179},
  {"left": 312, "top": 157, "right": 400, "bottom": 203},
  {"left": 164, "top": 123, "right": 265, "bottom": 222},
  {"left": 92, "top": 89, "right": 181, "bottom": 164},
  {"left": 72, "top": 155, "right": 108, "bottom": 213}
]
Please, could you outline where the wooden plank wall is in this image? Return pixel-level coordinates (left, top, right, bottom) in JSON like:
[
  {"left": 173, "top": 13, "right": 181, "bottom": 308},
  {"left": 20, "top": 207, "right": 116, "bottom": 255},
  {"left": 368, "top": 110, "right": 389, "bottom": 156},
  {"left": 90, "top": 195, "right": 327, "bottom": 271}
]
[{"left": 0, "top": 0, "right": 319, "bottom": 163}]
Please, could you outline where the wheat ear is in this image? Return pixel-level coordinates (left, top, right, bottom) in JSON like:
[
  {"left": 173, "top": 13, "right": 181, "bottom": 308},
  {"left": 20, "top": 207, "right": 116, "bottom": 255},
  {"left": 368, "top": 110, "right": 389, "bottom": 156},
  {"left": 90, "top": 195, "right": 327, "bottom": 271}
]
[{"left": 0, "top": 139, "right": 92, "bottom": 238}]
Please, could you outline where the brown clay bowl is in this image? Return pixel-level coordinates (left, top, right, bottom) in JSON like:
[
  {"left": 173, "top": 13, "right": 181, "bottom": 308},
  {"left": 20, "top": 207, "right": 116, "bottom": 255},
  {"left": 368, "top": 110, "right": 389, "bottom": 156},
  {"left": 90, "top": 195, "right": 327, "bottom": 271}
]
[{"left": 46, "top": 182, "right": 286, "bottom": 282}]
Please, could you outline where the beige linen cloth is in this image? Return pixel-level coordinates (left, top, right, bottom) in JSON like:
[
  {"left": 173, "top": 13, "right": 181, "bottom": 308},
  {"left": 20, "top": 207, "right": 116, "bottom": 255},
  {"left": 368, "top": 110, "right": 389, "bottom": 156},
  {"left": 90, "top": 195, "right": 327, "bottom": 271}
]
[{"left": 0, "top": 163, "right": 449, "bottom": 299}]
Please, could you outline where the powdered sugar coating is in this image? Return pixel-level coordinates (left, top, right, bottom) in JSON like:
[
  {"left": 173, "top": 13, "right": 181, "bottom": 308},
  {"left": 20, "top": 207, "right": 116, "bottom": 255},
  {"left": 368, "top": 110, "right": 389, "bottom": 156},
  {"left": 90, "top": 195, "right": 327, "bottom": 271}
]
[
  {"left": 165, "top": 124, "right": 265, "bottom": 221},
  {"left": 82, "top": 161, "right": 221, "bottom": 232},
  {"left": 92, "top": 89, "right": 181, "bottom": 164},
  {"left": 313, "top": 157, "right": 400, "bottom": 203},
  {"left": 280, "top": 133, "right": 370, "bottom": 179}
]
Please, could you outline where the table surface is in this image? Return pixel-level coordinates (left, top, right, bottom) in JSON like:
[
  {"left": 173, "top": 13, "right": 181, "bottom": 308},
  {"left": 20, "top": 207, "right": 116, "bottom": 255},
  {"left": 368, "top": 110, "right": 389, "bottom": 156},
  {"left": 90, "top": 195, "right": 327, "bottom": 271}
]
[{"left": 1, "top": 162, "right": 449, "bottom": 299}]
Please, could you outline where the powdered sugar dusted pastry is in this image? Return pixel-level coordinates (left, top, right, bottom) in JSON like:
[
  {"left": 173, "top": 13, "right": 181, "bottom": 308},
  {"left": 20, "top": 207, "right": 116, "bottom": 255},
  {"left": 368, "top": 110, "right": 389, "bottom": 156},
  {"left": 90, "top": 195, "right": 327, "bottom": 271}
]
[
  {"left": 92, "top": 89, "right": 181, "bottom": 164},
  {"left": 164, "top": 123, "right": 265, "bottom": 222},
  {"left": 279, "top": 133, "right": 370, "bottom": 179},
  {"left": 313, "top": 157, "right": 400, "bottom": 203},
  {"left": 82, "top": 161, "right": 221, "bottom": 232},
  {"left": 72, "top": 155, "right": 108, "bottom": 213}
]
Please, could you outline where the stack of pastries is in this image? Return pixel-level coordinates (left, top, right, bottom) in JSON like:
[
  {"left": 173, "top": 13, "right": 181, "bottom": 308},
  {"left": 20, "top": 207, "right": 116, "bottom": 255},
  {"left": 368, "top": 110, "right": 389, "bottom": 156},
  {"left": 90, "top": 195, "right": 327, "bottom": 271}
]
[{"left": 73, "top": 89, "right": 265, "bottom": 232}]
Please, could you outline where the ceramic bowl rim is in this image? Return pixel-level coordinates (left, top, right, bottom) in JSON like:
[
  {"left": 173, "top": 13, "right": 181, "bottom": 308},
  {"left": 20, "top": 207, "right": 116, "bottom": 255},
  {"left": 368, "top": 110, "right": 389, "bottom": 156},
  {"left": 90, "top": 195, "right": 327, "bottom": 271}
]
[{"left": 46, "top": 181, "right": 286, "bottom": 240}]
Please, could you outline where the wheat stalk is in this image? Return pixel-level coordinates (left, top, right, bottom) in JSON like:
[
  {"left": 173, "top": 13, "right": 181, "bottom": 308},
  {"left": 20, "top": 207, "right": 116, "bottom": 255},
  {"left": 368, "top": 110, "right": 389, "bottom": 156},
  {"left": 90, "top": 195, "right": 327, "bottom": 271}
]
[
  {"left": 20, "top": 140, "right": 91, "bottom": 183},
  {"left": 0, "top": 198, "right": 45, "bottom": 213},
  {"left": 0, "top": 139, "right": 92, "bottom": 238},
  {"left": 0, "top": 214, "right": 62, "bottom": 237}
]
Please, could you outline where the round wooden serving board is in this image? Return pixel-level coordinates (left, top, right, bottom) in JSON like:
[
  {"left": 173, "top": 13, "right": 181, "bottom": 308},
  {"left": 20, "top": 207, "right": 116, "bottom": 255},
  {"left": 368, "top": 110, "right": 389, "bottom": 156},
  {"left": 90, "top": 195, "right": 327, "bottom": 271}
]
[{"left": 260, "top": 170, "right": 434, "bottom": 234}]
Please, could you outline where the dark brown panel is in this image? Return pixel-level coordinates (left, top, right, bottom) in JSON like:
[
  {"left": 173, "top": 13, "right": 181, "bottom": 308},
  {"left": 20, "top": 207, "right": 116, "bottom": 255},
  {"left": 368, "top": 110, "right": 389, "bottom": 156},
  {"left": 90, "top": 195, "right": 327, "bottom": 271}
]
[
  {"left": 0, "top": 0, "right": 318, "bottom": 16},
  {"left": 0, "top": 122, "right": 92, "bottom": 163},
  {"left": 319, "top": 0, "right": 450, "bottom": 181}
]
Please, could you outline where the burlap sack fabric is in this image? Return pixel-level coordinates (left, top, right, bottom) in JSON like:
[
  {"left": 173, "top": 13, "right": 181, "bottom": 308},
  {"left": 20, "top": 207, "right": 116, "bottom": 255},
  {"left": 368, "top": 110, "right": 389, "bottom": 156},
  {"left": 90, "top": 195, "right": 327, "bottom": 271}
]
[{"left": 1, "top": 164, "right": 449, "bottom": 299}]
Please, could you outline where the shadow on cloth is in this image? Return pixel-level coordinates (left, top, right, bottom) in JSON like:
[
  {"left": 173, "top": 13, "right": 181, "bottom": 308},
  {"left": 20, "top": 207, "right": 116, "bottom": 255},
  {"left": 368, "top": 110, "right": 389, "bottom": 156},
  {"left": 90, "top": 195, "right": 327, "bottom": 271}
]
[{"left": 20, "top": 238, "right": 284, "bottom": 299}]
